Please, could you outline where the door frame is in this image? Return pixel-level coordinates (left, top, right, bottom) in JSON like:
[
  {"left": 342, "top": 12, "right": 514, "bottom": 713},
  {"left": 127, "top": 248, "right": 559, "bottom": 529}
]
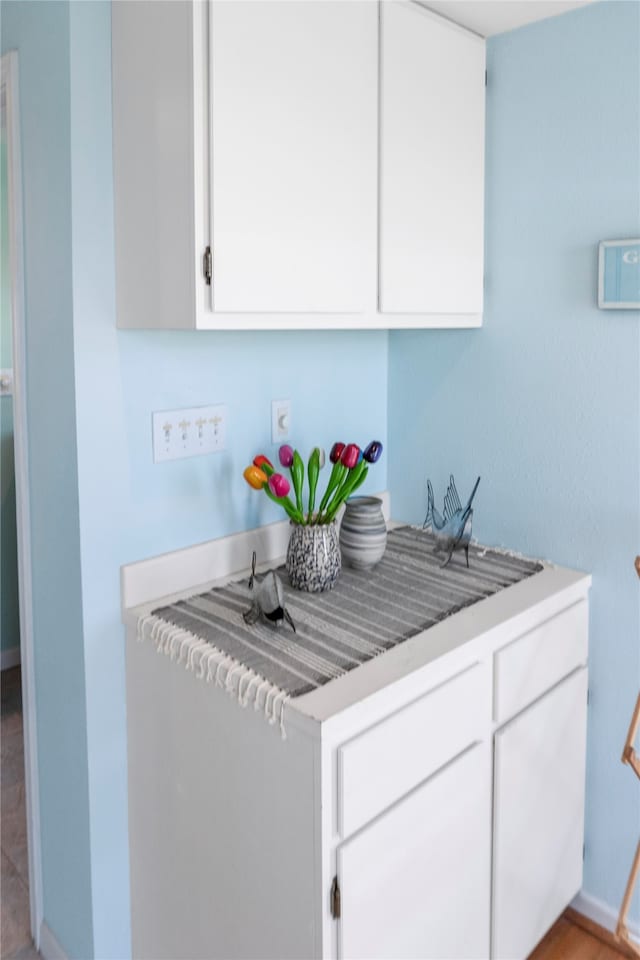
[{"left": 2, "top": 49, "right": 43, "bottom": 945}]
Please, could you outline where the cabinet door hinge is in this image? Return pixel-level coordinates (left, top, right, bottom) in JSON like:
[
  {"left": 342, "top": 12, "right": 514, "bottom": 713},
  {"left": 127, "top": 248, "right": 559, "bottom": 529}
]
[
  {"left": 203, "top": 246, "right": 212, "bottom": 286},
  {"left": 485, "top": 69, "right": 488, "bottom": 87},
  {"left": 330, "top": 875, "right": 341, "bottom": 919}
]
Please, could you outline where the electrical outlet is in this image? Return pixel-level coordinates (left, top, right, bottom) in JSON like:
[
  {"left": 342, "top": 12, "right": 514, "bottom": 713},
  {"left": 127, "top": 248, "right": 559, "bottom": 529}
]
[
  {"left": 152, "top": 404, "right": 226, "bottom": 462},
  {"left": 271, "top": 399, "right": 291, "bottom": 443}
]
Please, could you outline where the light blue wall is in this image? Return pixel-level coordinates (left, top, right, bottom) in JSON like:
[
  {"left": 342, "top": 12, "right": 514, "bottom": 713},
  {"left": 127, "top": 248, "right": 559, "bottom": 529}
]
[
  {"left": 1, "top": 125, "right": 11, "bottom": 364},
  {"left": 0, "top": 2, "right": 93, "bottom": 957},
  {"left": 389, "top": 0, "right": 640, "bottom": 926},
  {"left": 1, "top": 121, "right": 20, "bottom": 657},
  {"left": 6, "top": 0, "right": 637, "bottom": 953},
  {"left": 69, "top": 4, "right": 388, "bottom": 958}
]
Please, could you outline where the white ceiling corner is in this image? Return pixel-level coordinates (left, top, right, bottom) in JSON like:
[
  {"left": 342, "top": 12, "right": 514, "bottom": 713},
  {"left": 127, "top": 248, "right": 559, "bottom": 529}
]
[{"left": 421, "top": 1, "right": 595, "bottom": 38}]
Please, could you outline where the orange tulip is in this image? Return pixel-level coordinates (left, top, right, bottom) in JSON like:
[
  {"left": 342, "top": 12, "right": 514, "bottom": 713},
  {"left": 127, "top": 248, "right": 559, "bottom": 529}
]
[{"left": 243, "top": 465, "right": 268, "bottom": 490}]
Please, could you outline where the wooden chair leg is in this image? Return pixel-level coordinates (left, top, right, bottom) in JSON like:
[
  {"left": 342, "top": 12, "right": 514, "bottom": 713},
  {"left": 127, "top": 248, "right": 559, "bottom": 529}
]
[
  {"left": 617, "top": 668, "right": 640, "bottom": 955},
  {"left": 616, "top": 839, "right": 640, "bottom": 957},
  {"left": 621, "top": 693, "right": 640, "bottom": 780}
]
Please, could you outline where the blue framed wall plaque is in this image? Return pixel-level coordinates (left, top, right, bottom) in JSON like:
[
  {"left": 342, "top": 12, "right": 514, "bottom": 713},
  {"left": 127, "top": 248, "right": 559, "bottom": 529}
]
[{"left": 598, "top": 239, "right": 640, "bottom": 309}]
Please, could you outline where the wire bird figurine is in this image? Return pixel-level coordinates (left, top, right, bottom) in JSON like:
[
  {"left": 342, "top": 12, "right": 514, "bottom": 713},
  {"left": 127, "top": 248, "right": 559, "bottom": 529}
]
[
  {"left": 423, "top": 475, "right": 481, "bottom": 569},
  {"left": 243, "top": 551, "right": 296, "bottom": 632}
]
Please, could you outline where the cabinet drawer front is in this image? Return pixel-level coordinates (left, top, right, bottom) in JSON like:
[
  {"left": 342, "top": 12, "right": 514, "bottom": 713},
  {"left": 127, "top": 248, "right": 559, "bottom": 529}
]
[
  {"left": 494, "top": 600, "right": 588, "bottom": 724},
  {"left": 338, "top": 662, "right": 488, "bottom": 837}
]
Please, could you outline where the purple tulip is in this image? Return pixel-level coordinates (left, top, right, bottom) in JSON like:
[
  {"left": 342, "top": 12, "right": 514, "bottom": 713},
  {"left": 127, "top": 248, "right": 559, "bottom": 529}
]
[
  {"left": 330, "top": 442, "right": 345, "bottom": 464},
  {"left": 363, "top": 440, "right": 383, "bottom": 464},
  {"left": 268, "top": 473, "right": 291, "bottom": 498},
  {"left": 340, "top": 444, "right": 360, "bottom": 470},
  {"left": 278, "top": 444, "right": 294, "bottom": 468}
]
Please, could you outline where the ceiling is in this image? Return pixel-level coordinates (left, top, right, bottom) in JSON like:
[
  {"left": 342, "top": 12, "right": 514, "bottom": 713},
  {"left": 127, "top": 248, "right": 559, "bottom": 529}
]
[{"left": 421, "top": 1, "right": 594, "bottom": 38}]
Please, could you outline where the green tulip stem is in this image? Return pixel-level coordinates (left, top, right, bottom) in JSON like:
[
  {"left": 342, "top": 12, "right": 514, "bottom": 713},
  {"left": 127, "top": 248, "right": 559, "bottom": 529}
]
[
  {"left": 324, "top": 462, "right": 369, "bottom": 522},
  {"left": 290, "top": 450, "right": 305, "bottom": 515},
  {"left": 307, "top": 448, "right": 321, "bottom": 524},
  {"left": 262, "top": 484, "right": 304, "bottom": 524},
  {"left": 316, "top": 462, "right": 346, "bottom": 521}
]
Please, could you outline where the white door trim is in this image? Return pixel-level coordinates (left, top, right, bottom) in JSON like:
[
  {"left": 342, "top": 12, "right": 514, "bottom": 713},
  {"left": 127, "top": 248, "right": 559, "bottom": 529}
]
[{"left": 2, "top": 49, "right": 44, "bottom": 946}]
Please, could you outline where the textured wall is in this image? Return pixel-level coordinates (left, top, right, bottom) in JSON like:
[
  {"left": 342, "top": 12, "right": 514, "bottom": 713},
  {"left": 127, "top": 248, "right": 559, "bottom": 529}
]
[
  {"left": 0, "top": 2, "right": 94, "bottom": 956},
  {"left": 389, "top": 0, "right": 640, "bottom": 926}
]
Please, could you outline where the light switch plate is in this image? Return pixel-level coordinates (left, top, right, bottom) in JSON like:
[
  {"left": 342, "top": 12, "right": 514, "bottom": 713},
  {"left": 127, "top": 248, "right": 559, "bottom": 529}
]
[
  {"left": 152, "top": 404, "right": 226, "bottom": 463},
  {"left": 271, "top": 399, "right": 291, "bottom": 443}
]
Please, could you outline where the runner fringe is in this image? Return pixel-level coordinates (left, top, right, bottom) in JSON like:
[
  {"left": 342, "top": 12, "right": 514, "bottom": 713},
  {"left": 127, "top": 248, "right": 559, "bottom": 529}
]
[{"left": 136, "top": 614, "right": 290, "bottom": 739}]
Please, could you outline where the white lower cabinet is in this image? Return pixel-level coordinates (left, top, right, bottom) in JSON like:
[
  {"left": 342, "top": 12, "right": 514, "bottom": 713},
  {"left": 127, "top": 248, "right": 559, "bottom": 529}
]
[
  {"left": 125, "top": 565, "right": 590, "bottom": 959},
  {"left": 492, "top": 667, "right": 589, "bottom": 960},
  {"left": 338, "top": 743, "right": 491, "bottom": 960}
]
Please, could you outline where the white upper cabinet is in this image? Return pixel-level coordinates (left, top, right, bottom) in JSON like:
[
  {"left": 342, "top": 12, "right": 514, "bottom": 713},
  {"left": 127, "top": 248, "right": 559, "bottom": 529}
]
[
  {"left": 210, "top": 1, "right": 377, "bottom": 314},
  {"left": 379, "top": 1, "right": 486, "bottom": 320},
  {"left": 113, "top": 1, "right": 205, "bottom": 331},
  {"left": 112, "top": 1, "right": 486, "bottom": 330}
]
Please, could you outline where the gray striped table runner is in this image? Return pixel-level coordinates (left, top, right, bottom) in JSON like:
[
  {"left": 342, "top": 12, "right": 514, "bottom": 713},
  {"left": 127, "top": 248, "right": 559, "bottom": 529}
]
[{"left": 138, "top": 528, "right": 542, "bottom": 732}]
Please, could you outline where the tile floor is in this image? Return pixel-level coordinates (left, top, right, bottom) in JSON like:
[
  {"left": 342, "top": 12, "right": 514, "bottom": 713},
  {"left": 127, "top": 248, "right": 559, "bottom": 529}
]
[{"left": 1, "top": 668, "right": 38, "bottom": 960}]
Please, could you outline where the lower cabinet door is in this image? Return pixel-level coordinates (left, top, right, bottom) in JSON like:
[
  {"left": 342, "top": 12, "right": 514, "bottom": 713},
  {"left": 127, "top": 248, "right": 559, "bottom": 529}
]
[
  {"left": 492, "top": 667, "right": 588, "bottom": 960},
  {"left": 337, "top": 742, "right": 491, "bottom": 959}
]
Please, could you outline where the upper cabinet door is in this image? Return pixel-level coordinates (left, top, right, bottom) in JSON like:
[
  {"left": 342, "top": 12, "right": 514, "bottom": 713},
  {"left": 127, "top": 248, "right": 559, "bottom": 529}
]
[
  {"left": 379, "top": 2, "right": 486, "bottom": 317},
  {"left": 209, "top": 1, "right": 378, "bottom": 314}
]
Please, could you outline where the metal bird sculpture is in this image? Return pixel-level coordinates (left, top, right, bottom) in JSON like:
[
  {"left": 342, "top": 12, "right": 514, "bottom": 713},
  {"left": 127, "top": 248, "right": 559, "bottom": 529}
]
[
  {"left": 243, "top": 551, "right": 296, "bottom": 632},
  {"left": 423, "top": 475, "right": 481, "bottom": 569}
]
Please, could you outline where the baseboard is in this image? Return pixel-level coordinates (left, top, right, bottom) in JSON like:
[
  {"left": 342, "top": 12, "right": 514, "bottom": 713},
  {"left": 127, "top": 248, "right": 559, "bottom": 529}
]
[
  {"left": 1, "top": 646, "right": 21, "bottom": 670},
  {"left": 571, "top": 889, "right": 640, "bottom": 944},
  {"left": 39, "top": 921, "right": 68, "bottom": 960}
]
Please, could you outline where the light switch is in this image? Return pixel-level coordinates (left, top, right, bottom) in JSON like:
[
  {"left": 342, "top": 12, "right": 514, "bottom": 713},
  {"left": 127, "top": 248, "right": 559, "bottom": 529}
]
[
  {"left": 152, "top": 404, "right": 226, "bottom": 462},
  {"left": 272, "top": 399, "right": 291, "bottom": 443}
]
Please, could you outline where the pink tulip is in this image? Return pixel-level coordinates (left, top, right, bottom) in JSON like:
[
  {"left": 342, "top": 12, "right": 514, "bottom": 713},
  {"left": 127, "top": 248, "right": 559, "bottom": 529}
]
[
  {"left": 279, "top": 444, "right": 294, "bottom": 468},
  {"left": 340, "top": 444, "right": 360, "bottom": 469},
  {"left": 268, "top": 473, "right": 291, "bottom": 498}
]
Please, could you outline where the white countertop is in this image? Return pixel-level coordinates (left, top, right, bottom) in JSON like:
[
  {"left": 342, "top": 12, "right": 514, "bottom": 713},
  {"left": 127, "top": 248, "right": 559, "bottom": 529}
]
[{"left": 121, "top": 494, "right": 591, "bottom": 730}]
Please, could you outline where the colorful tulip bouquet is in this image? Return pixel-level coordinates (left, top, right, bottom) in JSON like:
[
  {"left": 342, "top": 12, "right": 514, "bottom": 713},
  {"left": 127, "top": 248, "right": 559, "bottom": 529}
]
[{"left": 243, "top": 440, "right": 383, "bottom": 526}]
